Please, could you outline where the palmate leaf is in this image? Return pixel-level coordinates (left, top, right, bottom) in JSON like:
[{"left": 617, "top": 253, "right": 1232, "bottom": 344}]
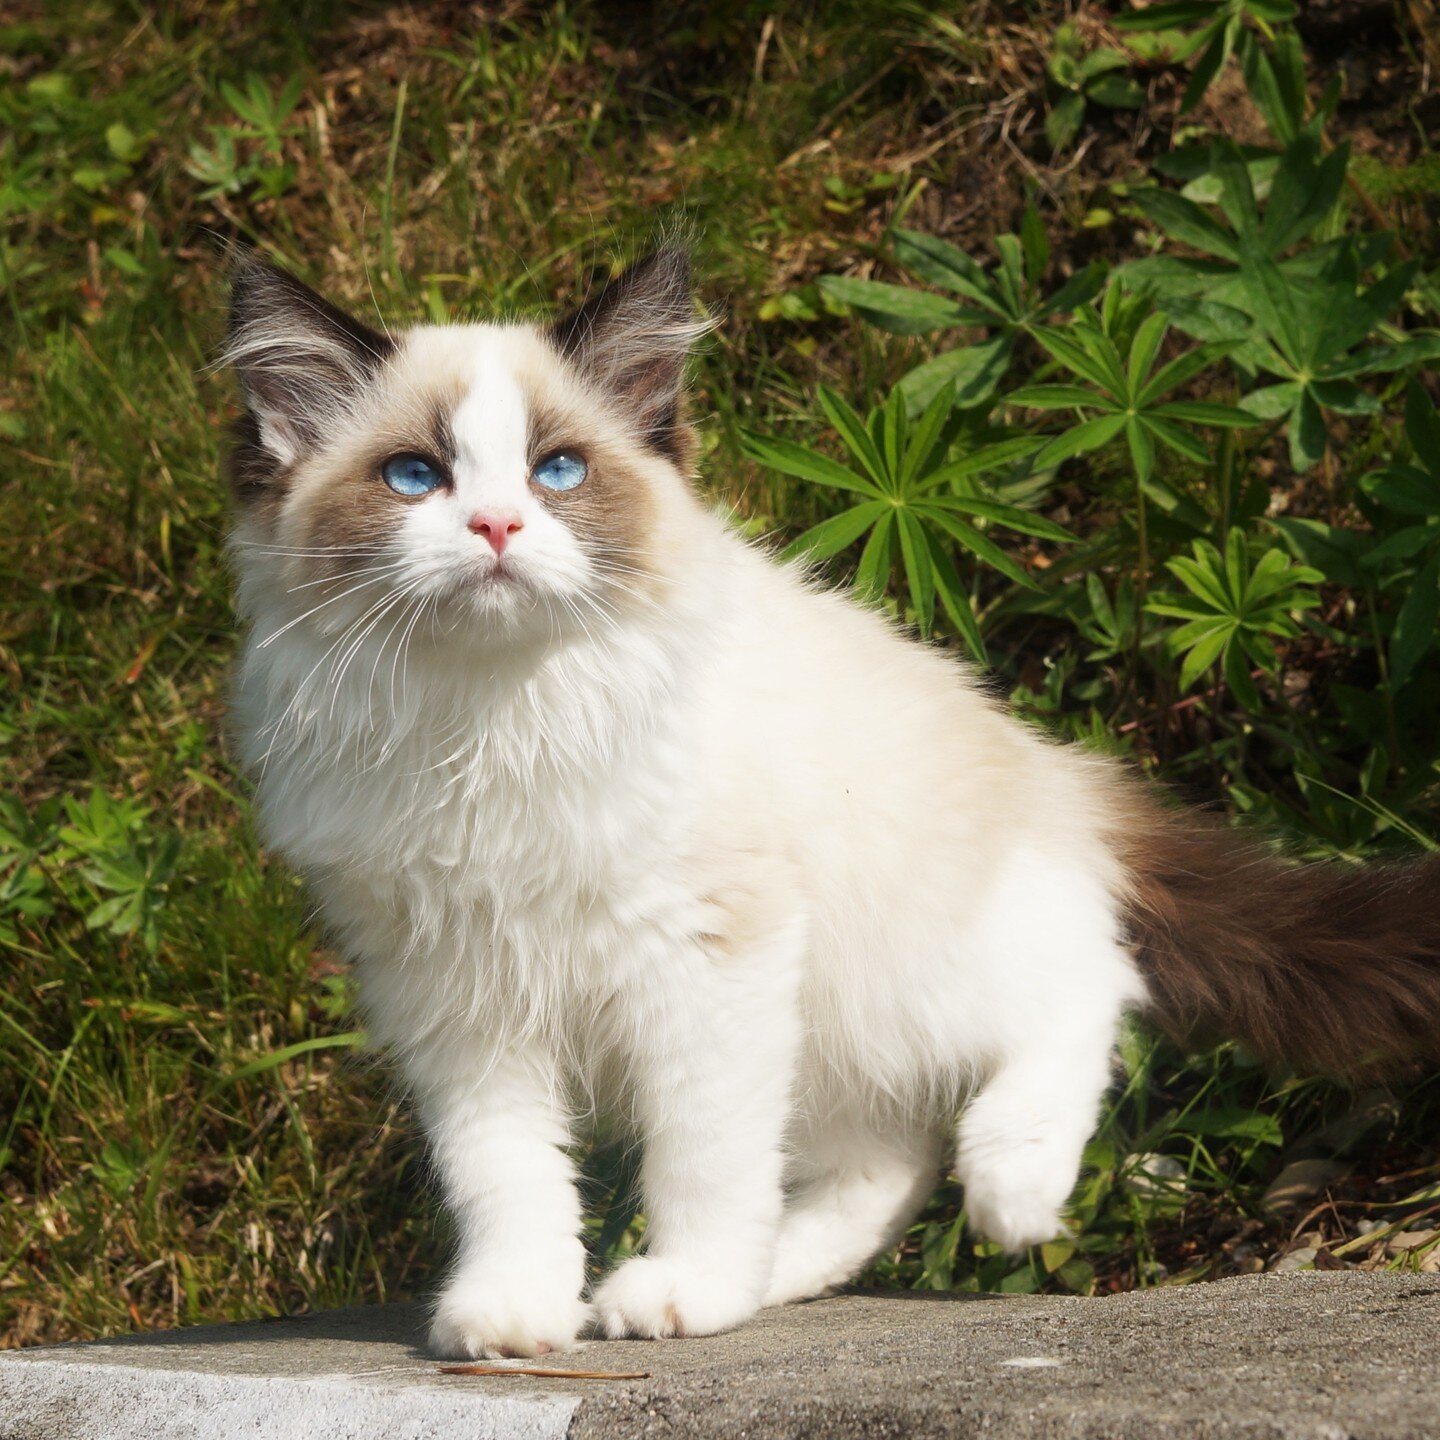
[
  {"left": 1032, "top": 413, "right": 1128, "bottom": 469},
  {"left": 891, "top": 228, "right": 1007, "bottom": 314},
  {"left": 1360, "top": 524, "right": 1440, "bottom": 569},
  {"left": 1133, "top": 189, "right": 1239, "bottom": 261},
  {"left": 1361, "top": 386, "right": 1440, "bottom": 517},
  {"left": 1004, "top": 384, "right": 1115, "bottom": 411},
  {"left": 854, "top": 510, "right": 896, "bottom": 601},
  {"left": 738, "top": 432, "right": 879, "bottom": 497},
  {"left": 913, "top": 504, "right": 1039, "bottom": 591},
  {"left": 922, "top": 435, "right": 1047, "bottom": 490},
  {"left": 896, "top": 509, "right": 936, "bottom": 635},
  {"left": 780, "top": 502, "right": 890, "bottom": 564},
  {"left": 925, "top": 494, "right": 1076, "bottom": 544},
  {"left": 818, "top": 385, "right": 888, "bottom": 487},
  {"left": 1390, "top": 551, "right": 1440, "bottom": 689},
  {"left": 897, "top": 334, "right": 1013, "bottom": 414},
  {"left": 1151, "top": 399, "right": 1253, "bottom": 427},
  {"left": 1147, "top": 530, "right": 1321, "bottom": 702},
  {"left": 925, "top": 529, "right": 988, "bottom": 661},
  {"left": 1126, "top": 416, "right": 1156, "bottom": 484},
  {"left": 817, "top": 276, "right": 988, "bottom": 335}
]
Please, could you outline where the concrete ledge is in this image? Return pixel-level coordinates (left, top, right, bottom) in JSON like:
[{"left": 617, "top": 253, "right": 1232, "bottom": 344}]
[{"left": 1, "top": 1273, "right": 1436, "bottom": 1439}]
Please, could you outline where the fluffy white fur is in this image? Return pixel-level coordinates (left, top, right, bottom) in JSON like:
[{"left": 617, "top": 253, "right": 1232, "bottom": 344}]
[{"left": 228, "top": 268, "right": 1147, "bottom": 1359}]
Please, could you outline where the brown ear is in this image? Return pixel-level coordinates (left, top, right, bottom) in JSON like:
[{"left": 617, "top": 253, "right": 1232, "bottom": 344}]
[
  {"left": 550, "top": 247, "right": 704, "bottom": 462},
  {"left": 225, "top": 251, "right": 394, "bottom": 476}
]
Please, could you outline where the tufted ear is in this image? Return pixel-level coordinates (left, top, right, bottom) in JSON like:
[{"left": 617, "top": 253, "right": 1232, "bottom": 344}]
[
  {"left": 550, "top": 247, "right": 706, "bottom": 462},
  {"left": 225, "top": 252, "right": 394, "bottom": 475}
]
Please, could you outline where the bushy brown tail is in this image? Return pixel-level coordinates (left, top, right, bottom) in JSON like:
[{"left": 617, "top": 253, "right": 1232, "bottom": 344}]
[{"left": 1112, "top": 793, "right": 1440, "bottom": 1075}]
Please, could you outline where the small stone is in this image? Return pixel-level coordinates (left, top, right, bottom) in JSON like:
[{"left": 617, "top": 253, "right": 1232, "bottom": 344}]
[
  {"left": 1263, "top": 1159, "right": 1349, "bottom": 1212},
  {"left": 1128, "top": 1153, "right": 1186, "bottom": 1198},
  {"left": 1385, "top": 1229, "right": 1440, "bottom": 1257},
  {"left": 1270, "top": 1247, "right": 1317, "bottom": 1273}
]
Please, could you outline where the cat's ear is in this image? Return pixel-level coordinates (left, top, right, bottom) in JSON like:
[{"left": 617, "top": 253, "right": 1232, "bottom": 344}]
[
  {"left": 225, "top": 252, "right": 394, "bottom": 472},
  {"left": 550, "top": 246, "right": 706, "bottom": 461}
]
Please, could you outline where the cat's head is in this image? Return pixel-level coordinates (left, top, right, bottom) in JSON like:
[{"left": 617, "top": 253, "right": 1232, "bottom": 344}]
[{"left": 224, "top": 247, "right": 708, "bottom": 656}]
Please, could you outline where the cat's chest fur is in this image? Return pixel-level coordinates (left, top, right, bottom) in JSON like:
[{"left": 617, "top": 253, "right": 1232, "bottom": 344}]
[{"left": 237, "top": 629, "right": 705, "bottom": 1034}]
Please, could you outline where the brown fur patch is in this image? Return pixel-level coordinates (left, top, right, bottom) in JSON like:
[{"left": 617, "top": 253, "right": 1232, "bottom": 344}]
[
  {"left": 548, "top": 246, "right": 701, "bottom": 468},
  {"left": 519, "top": 379, "right": 661, "bottom": 588},
  {"left": 1111, "top": 786, "right": 1440, "bottom": 1075},
  {"left": 283, "top": 376, "right": 467, "bottom": 587}
]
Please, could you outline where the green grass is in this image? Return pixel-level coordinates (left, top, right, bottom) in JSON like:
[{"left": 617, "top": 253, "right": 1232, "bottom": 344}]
[{"left": 3, "top": 1, "right": 1438, "bottom": 1346}]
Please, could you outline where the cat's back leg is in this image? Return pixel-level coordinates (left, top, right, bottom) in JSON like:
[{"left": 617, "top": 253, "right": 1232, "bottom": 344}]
[
  {"left": 763, "top": 1107, "right": 945, "bottom": 1307},
  {"left": 953, "top": 849, "right": 1142, "bottom": 1251}
]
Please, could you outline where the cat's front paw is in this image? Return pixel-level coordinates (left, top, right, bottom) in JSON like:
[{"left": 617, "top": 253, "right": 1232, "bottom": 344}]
[
  {"left": 591, "top": 1255, "right": 760, "bottom": 1340},
  {"left": 429, "top": 1261, "right": 592, "bottom": 1360},
  {"left": 958, "top": 1152, "right": 1070, "bottom": 1253}
]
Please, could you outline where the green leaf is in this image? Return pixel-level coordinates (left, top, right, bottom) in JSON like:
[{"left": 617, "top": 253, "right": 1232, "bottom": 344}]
[
  {"left": 924, "top": 494, "right": 1076, "bottom": 543},
  {"left": 898, "top": 384, "right": 956, "bottom": 489},
  {"left": 1289, "top": 386, "right": 1327, "bottom": 473},
  {"left": 1006, "top": 384, "right": 1114, "bottom": 411},
  {"left": 818, "top": 276, "right": 988, "bottom": 334},
  {"left": 1033, "top": 412, "right": 1128, "bottom": 469},
  {"left": 1113, "top": 2, "right": 1221, "bottom": 32},
  {"left": 896, "top": 509, "right": 936, "bottom": 635},
  {"left": 1263, "top": 137, "right": 1347, "bottom": 254},
  {"left": 897, "top": 334, "right": 1014, "bottom": 413},
  {"left": 220, "top": 1032, "right": 367, "bottom": 1087},
  {"left": 1046, "top": 91, "right": 1086, "bottom": 152},
  {"left": 1178, "top": 623, "right": 1233, "bottom": 688},
  {"left": 1020, "top": 205, "right": 1050, "bottom": 288},
  {"left": 1125, "top": 311, "right": 1169, "bottom": 390},
  {"left": 1133, "top": 190, "right": 1240, "bottom": 261},
  {"left": 1239, "top": 382, "right": 1302, "bottom": 420},
  {"left": 1181, "top": 24, "right": 1233, "bottom": 111},
  {"left": 926, "top": 531, "right": 988, "bottom": 661},
  {"left": 854, "top": 510, "right": 895, "bottom": 601},
  {"left": 1327, "top": 334, "right": 1440, "bottom": 379},
  {"left": 1138, "top": 341, "right": 1236, "bottom": 405},
  {"left": 914, "top": 506, "right": 1039, "bottom": 590},
  {"left": 1036, "top": 262, "right": 1108, "bottom": 318},
  {"left": 1172, "top": 1106, "right": 1285, "bottom": 1145},
  {"left": 1404, "top": 379, "right": 1440, "bottom": 463},
  {"left": 1150, "top": 400, "right": 1256, "bottom": 427},
  {"left": 739, "top": 433, "right": 881, "bottom": 498},
  {"left": 892, "top": 229, "right": 1008, "bottom": 316},
  {"left": 780, "top": 502, "right": 889, "bottom": 563},
  {"left": 1238, "top": 250, "right": 1307, "bottom": 367},
  {"left": 1126, "top": 416, "right": 1155, "bottom": 484},
  {"left": 923, "top": 435, "right": 1046, "bottom": 488},
  {"left": 1361, "top": 524, "right": 1440, "bottom": 569},
  {"left": 1088, "top": 73, "right": 1146, "bottom": 108},
  {"left": 1032, "top": 326, "right": 1122, "bottom": 394},
  {"left": 1270, "top": 517, "right": 1366, "bottom": 588},
  {"left": 1359, "top": 466, "right": 1440, "bottom": 519},
  {"left": 818, "top": 385, "right": 889, "bottom": 487},
  {"left": 1390, "top": 551, "right": 1440, "bottom": 689},
  {"left": 1309, "top": 380, "right": 1379, "bottom": 417}
]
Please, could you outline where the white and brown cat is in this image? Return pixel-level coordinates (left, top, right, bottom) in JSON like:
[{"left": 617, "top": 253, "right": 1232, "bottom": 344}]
[{"left": 222, "top": 246, "right": 1440, "bottom": 1359}]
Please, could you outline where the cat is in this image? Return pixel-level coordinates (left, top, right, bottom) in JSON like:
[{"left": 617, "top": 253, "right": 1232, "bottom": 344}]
[{"left": 222, "top": 245, "right": 1440, "bottom": 1360}]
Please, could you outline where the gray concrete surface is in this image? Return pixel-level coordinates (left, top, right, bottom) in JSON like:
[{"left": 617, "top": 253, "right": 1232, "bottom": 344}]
[{"left": 1, "top": 1272, "right": 1436, "bottom": 1440}]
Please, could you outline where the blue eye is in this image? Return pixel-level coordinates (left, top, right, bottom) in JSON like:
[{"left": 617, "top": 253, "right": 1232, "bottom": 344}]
[
  {"left": 531, "top": 451, "right": 587, "bottom": 492},
  {"left": 382, "top": 454, "right": 444, "bottom": 497}
]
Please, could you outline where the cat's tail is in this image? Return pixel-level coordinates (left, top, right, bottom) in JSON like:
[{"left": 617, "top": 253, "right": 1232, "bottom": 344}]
[{"left": 1109, "top": 788, "right": 1440, "bottom": 1074}]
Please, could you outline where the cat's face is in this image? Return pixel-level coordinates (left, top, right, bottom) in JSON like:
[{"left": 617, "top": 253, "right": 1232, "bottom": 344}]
[{"left": 225, "top": 249, "right": 704, "bottom": 654}]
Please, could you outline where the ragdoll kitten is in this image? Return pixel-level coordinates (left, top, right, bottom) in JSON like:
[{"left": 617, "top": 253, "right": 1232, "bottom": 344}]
[{"left": 223, "top": 246, "right": 1440, "bottom": 1359}]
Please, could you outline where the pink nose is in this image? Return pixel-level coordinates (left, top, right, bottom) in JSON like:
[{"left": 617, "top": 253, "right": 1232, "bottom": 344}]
[{"left": 468, "top": 511, "right": 523, "bottom": 555}]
